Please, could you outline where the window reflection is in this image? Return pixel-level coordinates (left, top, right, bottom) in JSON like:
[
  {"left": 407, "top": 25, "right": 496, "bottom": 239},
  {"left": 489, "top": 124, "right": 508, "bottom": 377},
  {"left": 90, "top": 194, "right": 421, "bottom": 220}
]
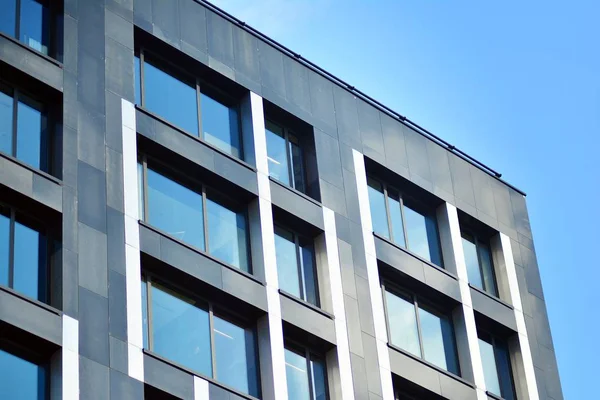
[
  {"left": 367, "top": 178, "right": 389, "bottom": 239},
  {"left": 206, "top": 196, "right": 249, "bottom": 272},
  {"left": 385, "top": 290, "right": 421, "bottom": 357},
  {"left": 478, "top": 331, "right": 515, "bottom": 400},
  {"left": 265, "top": 120, "right": 307, "bottom": 193},
  {"left": 0, "top": 348, "right": 47, "bottom": 399},
  {"left": 461, "top": 230, "right": 498, "bottom": 296},
  {"left": 200, "top": 92, "right": 240, "bottom": 158},
  {"left": 284, "top": 346, "right": 328, "bottom": 400},
  {"left": 0, "top": 86, "right": 13, "bottom": 156},
  {"left": 0, "top": 0, "right": 51, "bottom": 56}
]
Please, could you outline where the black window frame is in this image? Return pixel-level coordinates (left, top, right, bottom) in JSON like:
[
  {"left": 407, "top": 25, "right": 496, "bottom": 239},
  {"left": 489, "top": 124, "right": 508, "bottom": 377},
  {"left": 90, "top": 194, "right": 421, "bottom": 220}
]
[
  {"left": 137, "top": 153, "right": 253, "bottom": 274},
  {"left": 141, "top": 271, "right": 261, "bottom": 398},
  {"left": 460, "top": 228, "right": 499, "bottom": 297},
  {"left": 368, "top": 176, "right": 444, "bottom": 267},
  {"left": 0, "top": 80, "right": 56, "bottom": 176},
  {"left": 478, "top": 329, "right": 517, "bottom": 400},
  {"left": 1, "top": 0, "right": 61, "bottom": 59},
  {"left": 273, "top": 223, "right": 320, "bottom": 307},
  {"left": 265, "top": 118, "right": 308, "bottom": 194},
  {"left": 0, "top": 338, "right": 51, "bottom": 399},
  {"left": 382, "top": 281, "right": 461, "bottom": 377},
  {"left": 0, "top": 200, "right": 53, "bottom": 304},
  {"left": 283, "top": 338, "right": 330, "bottom": 400},
  {"left": 135, "top": 47, "right": 244, "bottom": 160}
]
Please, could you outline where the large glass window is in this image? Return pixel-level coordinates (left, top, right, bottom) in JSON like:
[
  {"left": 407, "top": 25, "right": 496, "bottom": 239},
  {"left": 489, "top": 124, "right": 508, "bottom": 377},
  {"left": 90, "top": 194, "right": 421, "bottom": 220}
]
[
  {"left": 138, "top": 157, "right": 251, "bottom": 272},
  {"left": 141, "top": 275, "right": 260, "bottom": 397},
  {"left": 478, "top": 331, "right": 515, "bottom": 400},
  {"left": 134, "top": 53, "right": 242, "bottom": 159},
  {"left": 367, "top": 178, "right": 443, "bottom": 266},
  {"left": 384, "top": 286, "right": 460, "bottom": 375},
  {"left": 0, "top": 347, "right": 48, "bottom": 399},
  {"left": 0, "top": 0, "right": 52, "bottom": 56},
  {"left": 274, "top": 226, "right": 318, "bottom": 306},
  {"left": 0, "top": 204, "right": 49, "bottom": 303},
  {"left": 0, "top": 84, "right": 50, "bottom": 173},
  {"left": 284, "top": 344, "right": 328, "bottom": 400},
  {"left": 265, "top": 120, "right": 307, "bottom": 193},
  {"left": 461, "top": 230, "right": 498, "bottom": 296}
]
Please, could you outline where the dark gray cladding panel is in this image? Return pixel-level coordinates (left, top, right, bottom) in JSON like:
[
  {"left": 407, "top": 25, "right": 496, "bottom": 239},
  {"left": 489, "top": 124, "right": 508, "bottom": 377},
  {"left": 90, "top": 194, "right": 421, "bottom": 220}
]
[
  {"left": 269, "top": 180, "right": 324, "bottom": 230},
  {"left": 79, "top": 287, "right": 110, "bottom": 366},
  {"left": 470, "top": 287, "right": 517, "bottom": 332},
  {"left": 279, "top": 293, "right": 336, "bottom": 345},
  {"left": 0, "top": 36, "right": 63, "bottom": 91},
  {"left": 144, "top": 353, "right": 195, "bottom": 400},
  {"left": 314, "top": 128, "right": 344, "bottom": 190}
]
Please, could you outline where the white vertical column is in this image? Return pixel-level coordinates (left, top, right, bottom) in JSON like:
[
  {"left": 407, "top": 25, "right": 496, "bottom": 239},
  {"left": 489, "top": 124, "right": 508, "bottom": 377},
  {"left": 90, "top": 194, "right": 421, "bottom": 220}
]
[
  {"left": 249, "top": 92, "right": 288, "bottom": 400},
  {"left": 498, "top": 234, "right": 540, "bottom": 400},
  {"left": 194, "top": 375, "right": 209, "bottom": 400},
  {"left": 121, "top": 99, "right": 144, "bottom": 382},
  {"left": 352, "top": 150, "right": 394, "bottom": 400},
  {"left": 62, "top": 315, "right": 79, "bottom": 399},
  {"left": 322, "top": 207, "right": 355, "bottom": 400},
  {"left": 437, "top": 203, "right": 488, "bottom": 400}
]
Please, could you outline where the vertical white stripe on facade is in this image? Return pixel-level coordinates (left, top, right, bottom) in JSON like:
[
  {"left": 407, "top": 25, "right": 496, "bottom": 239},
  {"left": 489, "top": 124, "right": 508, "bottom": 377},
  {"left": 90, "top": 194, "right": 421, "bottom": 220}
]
[
  {"left": 121, "top": 99, "right": 144, "bottom": 382},
  {"left": 352, "top": 149, "right": 394, "bottom": 400},
  {"left": 323, "top": 207, "right": 355, "bottom": 400},
  {"left": 193, "top": 376, "right": 209, "bottom": 400},
  {"left": 438, "top": 203, "right": 489, "bottom": 400},
  {"left": 250, "top": 92, "right": 288, "bottom": 400},
  {"left": 500, "top": 233, "right": 540, "bottom": 400},
  {"left": 62, "top": 315, "right": 79, "bottom": 400}
]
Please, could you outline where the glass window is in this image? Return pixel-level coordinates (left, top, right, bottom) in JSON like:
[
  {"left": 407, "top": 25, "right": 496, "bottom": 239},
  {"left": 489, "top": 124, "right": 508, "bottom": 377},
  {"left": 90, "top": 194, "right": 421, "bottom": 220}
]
[
  {"left": 0, "top": 86, "right": 50, "bottom": 173},
  {"left": 265, "top": 120, "right": 307, "bottom": 192},
  {"left": 139, "top": 160, "right": 251, "bottom": 272},
  {"left": 206, "top": 195, "right": 249, "bottom": 272},
  {"left": 200, "top": 92, "right": 241, "bottom": 158},
  {"left": 142, "top": 277, "right": 260, "bottom": 397},
  {"left": 0, "top": 0, "right": 51, "bottom": 55},
  {"left": 385, "top": 287, "right": 459, "bottom": 375},
  {"left": 142, "top": 57, "right": 199, "bottom": 136},
  {"left": 367, "top": 178, "right": 443, "bottom": 266},
  {"left": 274, "top": 226, "right": 319, "bottom": 306},
  {"left": 367, "top": 178, "right": 389, "bottom": 239},
  {"left": 150, "top": 282, "right": 212, "bottom": 377},
  {"left": 0, "top": 347, "right": 47, "bottom": 399},
  {"left": 461, "top": 230, "right": 498, "bottom": 296},
  {"left": 146, "top": 167, "right": 205, "bottom": 250},
  {"left": 0, "top": 207, "right": 48, "bottom": 303},
  {"left": 479, "top": 332, "right": 515, "bottom": 400},
  {"left": 213, "top": 315, "right": 259, "bottom": 397},
  {"left": 134, "top": 55, "right": 141, "bottom": 106},
  {"left": 284, "top": 346, "right": 328, "bottom": 400}
]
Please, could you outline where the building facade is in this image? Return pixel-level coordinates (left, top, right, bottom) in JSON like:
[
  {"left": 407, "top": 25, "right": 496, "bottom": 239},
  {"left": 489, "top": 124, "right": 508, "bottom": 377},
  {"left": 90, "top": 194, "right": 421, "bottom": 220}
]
[{"left": 0, "top": 0, "right": 563, "bottom": 399}]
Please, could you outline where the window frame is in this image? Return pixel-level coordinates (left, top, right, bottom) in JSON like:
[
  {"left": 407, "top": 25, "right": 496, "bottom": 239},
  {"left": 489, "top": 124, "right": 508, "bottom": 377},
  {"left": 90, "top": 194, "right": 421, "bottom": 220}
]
[
  {"left": 382, "top": 280, "right": 461, "bottom": 376},
  {"left": 0, "top": 200, "right": 52, "bottom": 304},
  {"left": 135, "top": 47, "right": 244, "bottom": 160},
  {"left": 138, "top": 153, "right": 252, "bottom": 273},
  {"left": 368, "top": 176, "right": 443, "bottom": 267},
  {"left": 265, "top": 118, "right": 308, "bottom": 193},
  {"left": 141, "top": 271, "right": 261, "bottom": 396},
  {"left": 284, "top": 338, "right": 329, "bottom": 400},
  {"left": 0, "top": 80, "right": 54, "bottom": 175},
  {"left": 273, "top": 224, "right": 320, "bottom": 307},
  {"left": 461, "top": 228, "right": 499, "bottom": 297},
  {"left": 478, "top": 329, "right": 516, "bottom": 400}
]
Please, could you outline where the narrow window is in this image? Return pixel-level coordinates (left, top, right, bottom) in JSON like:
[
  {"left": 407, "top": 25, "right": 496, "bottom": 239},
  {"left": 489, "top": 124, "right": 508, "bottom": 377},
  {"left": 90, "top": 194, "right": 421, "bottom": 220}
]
[
  {"left": 0, "top": 347, "right": 48, "bottom": 399},
  {"left": 138, "top": 158, "right": 251, "bottom": 273},
  {"left": 284, "top": 345, "right": 328, "bottom": 400},
  {"left": 478, "top": 331, "right": 515, "bottom": 400},
  {"left": 265, "top": 120, "right": 307, "bottom": 193},
  {"left": 141, "top": 276, "right": 260, "bottom": 397},
  {"left": 0, "top": 205, "right": 49, "bottom": 303},
  {"left": 0, "top": 0, "right": 53, "bottom": 56},
  {"left": 274, "top": 225, "right": 319, "bottom": 306},
  {"left": 384, "top": 286, "right": 460, "bottom": 375},
  {"left": 461, "top": 230, "right": 498, "bottom": 296}
]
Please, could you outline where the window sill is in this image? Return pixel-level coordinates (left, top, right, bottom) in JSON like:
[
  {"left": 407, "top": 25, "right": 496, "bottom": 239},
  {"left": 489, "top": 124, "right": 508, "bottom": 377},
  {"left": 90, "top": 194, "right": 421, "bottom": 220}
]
[
  {"left": 0, "top": 285, "right": 62, "bottom": 316},
  {"left": 387, "top": 343, "right": 475, "bottom": 389},
  {"left": 0, "top": 151, "right": 62, "bottom": 185},
  {"left": 279, "top": 289, "right": 334, "bottom": 320},
  {"left": 135, "top": 106, "right": 257, "bottom": 173},
  {"left": 269, "top": 177, "right": 322, "bottom": 207},
  {"left": 468, "top": 283, "right": 514, "bottom": 310},
  {"left": 486, "top": 391, "right": 507, "bottom": 400},
  {"left": 0, "top": 32, "right": 63, "bottom": 68},
  {"left": 373, "top": 233, "right": 457, "bottom": 281},
  {"left": 143, "top": 349, "right": 260, "bottom": 400},
  {"left": 139, "top": 220, "right": 265, "bottom": 286}
]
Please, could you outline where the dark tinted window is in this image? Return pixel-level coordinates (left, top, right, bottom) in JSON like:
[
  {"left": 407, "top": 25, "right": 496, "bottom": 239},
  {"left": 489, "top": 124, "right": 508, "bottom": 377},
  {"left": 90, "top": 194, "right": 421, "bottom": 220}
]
[
  {"left": 0, "top": 347, "right": 47, "bottom": 399},
  {"left": 479, "top": 331, "right": 515, "bottom": 400},
  {"left": 265, "top": 120, "right": 307, "bottom": 193},
  {"left": 461, "top": 230, "right": 498, "bottom": 296},
  {"left": 0, "top": 0, "right": 52, "bottom": 56},
  {"left": 284, "top": 346, "right": 328, "bottom": 400}
]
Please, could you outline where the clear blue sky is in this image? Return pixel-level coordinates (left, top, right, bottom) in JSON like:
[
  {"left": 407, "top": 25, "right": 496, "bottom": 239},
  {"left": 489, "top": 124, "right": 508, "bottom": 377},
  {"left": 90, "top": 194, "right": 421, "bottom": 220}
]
[{"left": 212, "top": 1, "right": 598, "bottom": 398}]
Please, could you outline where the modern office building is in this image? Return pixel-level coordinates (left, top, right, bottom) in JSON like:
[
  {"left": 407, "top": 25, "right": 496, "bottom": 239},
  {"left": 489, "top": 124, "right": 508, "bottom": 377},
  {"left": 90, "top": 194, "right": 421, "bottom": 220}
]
[{"left": 0, "top": 0, "right": 563, "bottom": 399}]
